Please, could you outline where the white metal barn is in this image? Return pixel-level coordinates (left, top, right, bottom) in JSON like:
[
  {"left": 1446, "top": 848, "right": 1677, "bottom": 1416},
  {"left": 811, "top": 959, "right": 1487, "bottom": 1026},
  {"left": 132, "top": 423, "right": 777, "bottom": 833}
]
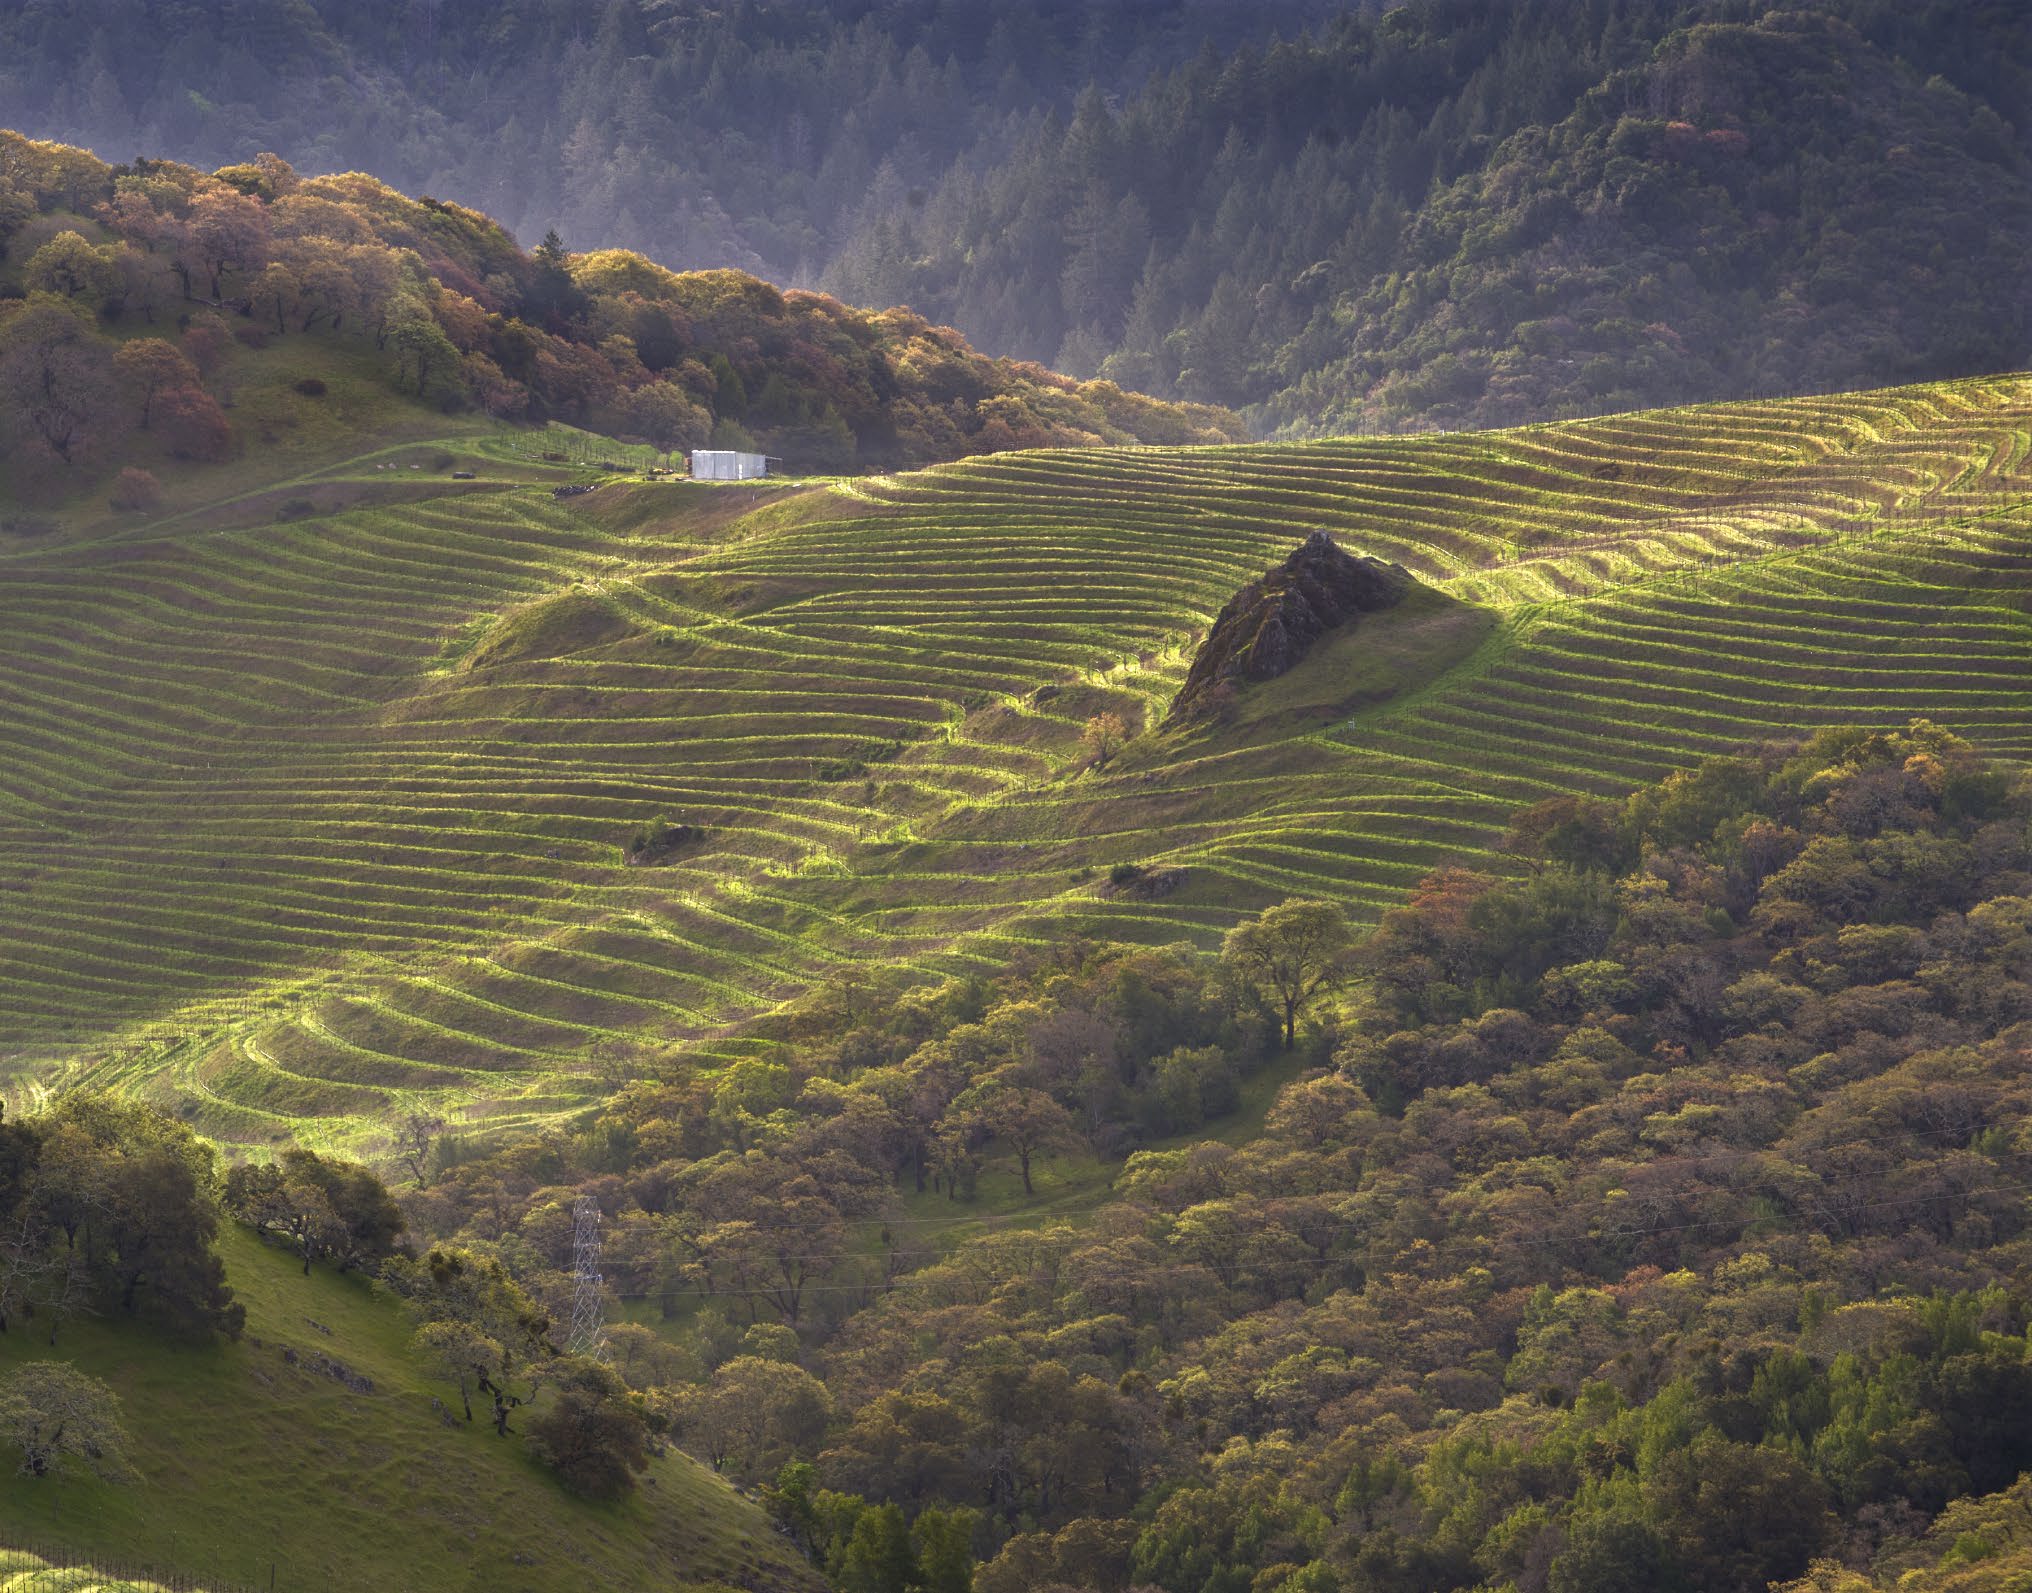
[{"left": 690, "top": 450, "right": 770, "bottom": 480}]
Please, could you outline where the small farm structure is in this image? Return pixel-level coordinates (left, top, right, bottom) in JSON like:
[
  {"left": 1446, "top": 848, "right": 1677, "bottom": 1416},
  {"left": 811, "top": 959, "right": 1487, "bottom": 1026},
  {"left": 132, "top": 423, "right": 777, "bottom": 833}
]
[{"left": 691, "top": 450, "right": 772, "bottom": 480}]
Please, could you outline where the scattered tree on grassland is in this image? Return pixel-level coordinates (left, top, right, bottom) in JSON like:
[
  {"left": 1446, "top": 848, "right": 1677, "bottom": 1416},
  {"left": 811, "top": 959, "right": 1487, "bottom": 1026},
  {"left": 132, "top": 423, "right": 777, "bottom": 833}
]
[
  {"left": 413, "top": 1317, "right": 499, "bottom": 1424},
  {"left": 22, "top": 1093, "right": 243, "bottom": 1339},
  {"left": 0, "top": 1361, "right": 136, "bottom": 1482},
  {"left": 949, "top": 1080, "right": 1083, "bottom": 1195},
  {"left": 1080, "top": 711, "right": 1128, "bottom": 767},
  {"left": 522, "top": 1356, "right": 654, "bottom": 1498},
  {"left": 224, "top": 1147, "right": 403, "bottom": 1275},
  {"left": 384, "top": 1246, "right": 552, "bottom": 1437},
  {"left": 0, "top": 299, "right": 122, "bottom": 472},
  {"left": 25, "top": 230, "right": 119, "bottom": 304}
]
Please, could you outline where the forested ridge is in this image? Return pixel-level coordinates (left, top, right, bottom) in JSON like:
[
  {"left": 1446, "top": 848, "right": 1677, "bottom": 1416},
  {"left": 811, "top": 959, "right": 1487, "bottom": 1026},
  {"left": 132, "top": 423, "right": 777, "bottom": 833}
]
[
  {"left": 0, "top": 130, "right": 1238, "bottom": 504},
  {"left": 2, "top": 0, "right": 2026, "bottom": 434}
]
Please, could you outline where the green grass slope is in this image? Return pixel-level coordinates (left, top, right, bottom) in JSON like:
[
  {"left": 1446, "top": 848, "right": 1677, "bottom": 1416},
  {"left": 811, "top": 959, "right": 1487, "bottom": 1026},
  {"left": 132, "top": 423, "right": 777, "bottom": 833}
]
[
  {"left": 1, "top": 373, "right": 2028, "bottom": 1153},
  {"left": 0, "top": 1228, "right": 819, "bottom": 1592}
]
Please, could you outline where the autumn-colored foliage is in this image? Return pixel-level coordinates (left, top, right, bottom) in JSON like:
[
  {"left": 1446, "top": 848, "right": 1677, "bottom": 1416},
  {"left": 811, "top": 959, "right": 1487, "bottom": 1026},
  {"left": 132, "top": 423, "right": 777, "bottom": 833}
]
[
  {"left": 107, "top": 465, "right": 160, "bottom": 510},
  {"left": 0, "top": 130, "right": 1241, "bottom": 501},
  {"left": 386, "top": 720, "right": 2032, "bottom": 1592}
]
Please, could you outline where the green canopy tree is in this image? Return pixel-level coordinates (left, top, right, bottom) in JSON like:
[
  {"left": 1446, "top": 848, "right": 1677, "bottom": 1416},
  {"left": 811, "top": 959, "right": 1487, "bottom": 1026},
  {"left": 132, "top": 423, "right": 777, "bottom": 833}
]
[
  {"left": 0, "top": 1361, "right": 136, "bottom": 1482},
  {"left": 1222, "top": 898, "right": 1355, "bottom": 1049}
]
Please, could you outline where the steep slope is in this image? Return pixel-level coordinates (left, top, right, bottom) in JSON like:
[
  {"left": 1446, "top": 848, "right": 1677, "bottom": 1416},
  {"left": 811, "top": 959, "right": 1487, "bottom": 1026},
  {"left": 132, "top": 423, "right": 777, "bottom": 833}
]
[
  {"left": 0, "top": 1227, "right": 819, "bottom": 1592},
  {"left": 1, "top": 372, "right": 2028, "bottom": 1154},
  {"left": 831, "top": 1, "right": 2032, "bottom": 430}
]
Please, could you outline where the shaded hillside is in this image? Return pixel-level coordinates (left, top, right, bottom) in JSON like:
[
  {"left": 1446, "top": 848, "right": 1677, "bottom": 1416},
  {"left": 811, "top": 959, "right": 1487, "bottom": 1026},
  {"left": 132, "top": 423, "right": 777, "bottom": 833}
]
[
  {"left": 0, "top": 131, "right": 1241, "bottom": 506},
  {"left": 0, "top": 0, "right": 1340, "bottom": 280},
  {"left": 1259, "top": 8, "right": 2032, "bottom": 433},
  {"left": 0, "top": 2, "right": 2024, "bottom": 431},
  {"left": 841, "top": 1, "right": 2032, "bottom": 432}
]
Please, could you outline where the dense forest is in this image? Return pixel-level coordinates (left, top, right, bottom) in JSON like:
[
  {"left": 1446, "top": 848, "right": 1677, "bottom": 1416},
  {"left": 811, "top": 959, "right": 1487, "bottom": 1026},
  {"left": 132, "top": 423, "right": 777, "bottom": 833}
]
[
  {"left": 1, "top": 0, "right": 2026, "bottom": 432},
  {"left": 0, "top": 132, "right": 1239, "bottom": 502}
]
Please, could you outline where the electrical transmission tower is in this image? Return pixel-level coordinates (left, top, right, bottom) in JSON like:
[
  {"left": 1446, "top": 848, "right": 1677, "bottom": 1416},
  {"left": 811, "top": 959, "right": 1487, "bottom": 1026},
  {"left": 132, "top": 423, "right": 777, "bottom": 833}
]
[{"left": 567, "top": 1196, "right": 607, "bottom": 1359}]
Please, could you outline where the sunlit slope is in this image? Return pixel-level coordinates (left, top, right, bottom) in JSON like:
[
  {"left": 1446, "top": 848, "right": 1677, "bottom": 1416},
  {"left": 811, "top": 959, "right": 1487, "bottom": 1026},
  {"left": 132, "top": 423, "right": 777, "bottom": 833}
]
[
  {"left": 0, "top": 1229, "right": 820, "bottom": 1592},
  {"left": 2, "top": 376, "right": 2027, "bottom": 1149}
]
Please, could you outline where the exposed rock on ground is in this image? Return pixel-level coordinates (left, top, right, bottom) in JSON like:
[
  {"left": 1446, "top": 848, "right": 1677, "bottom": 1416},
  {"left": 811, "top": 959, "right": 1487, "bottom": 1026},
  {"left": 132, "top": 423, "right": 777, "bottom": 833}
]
[{"left": 1168, "top": 531, "right": 1412, "bottom": 722}]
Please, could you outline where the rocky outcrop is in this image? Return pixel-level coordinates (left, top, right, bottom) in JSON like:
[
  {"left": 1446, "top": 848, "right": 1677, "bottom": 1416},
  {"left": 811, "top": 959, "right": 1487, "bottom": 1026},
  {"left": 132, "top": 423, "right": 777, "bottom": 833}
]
[{"left": 1167, "top": 531, "right": 1412, "bottom": 722}]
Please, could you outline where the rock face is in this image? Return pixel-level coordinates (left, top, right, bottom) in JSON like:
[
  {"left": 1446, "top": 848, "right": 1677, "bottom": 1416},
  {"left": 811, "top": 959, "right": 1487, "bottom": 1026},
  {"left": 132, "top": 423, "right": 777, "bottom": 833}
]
[{"left": 1168, "top": 531, "right": 1412, "bottom": 722}]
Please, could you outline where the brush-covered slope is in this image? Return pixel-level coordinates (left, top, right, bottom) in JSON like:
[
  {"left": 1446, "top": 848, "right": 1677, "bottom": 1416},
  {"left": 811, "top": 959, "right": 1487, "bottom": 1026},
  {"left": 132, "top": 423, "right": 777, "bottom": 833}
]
[
  {"left": 1, "top": 370, "right": 2028, "bottom": 1153},
  {"left": 0, "top": 129, "right": 1241, "bottom": 510},
  {"left": 0, "top": 1225, "right": 818, "bottom": 1593}
]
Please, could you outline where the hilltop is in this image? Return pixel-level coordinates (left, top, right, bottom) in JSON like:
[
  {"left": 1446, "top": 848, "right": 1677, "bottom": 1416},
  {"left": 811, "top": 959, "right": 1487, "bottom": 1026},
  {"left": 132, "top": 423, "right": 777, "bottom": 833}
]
[{"left": 0, "top": 129, "right": 1240, "bottom": 511}]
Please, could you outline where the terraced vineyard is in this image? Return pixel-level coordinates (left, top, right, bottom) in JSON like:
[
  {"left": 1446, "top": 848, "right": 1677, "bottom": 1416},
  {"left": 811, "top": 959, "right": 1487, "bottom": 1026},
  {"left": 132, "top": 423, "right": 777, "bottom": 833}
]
[{"left": 3, "top": 375, "right": 2028, "bottom": 1153}]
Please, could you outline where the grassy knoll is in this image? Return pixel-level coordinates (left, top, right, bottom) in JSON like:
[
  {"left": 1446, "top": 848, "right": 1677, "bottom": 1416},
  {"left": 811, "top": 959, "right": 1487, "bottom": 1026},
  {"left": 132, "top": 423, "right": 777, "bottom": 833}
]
[
  {"left": 0, "top": 1228, "right": 818, "bottom": 1593},
  {"left": 1, "top": 374, "right": 2029, "bottom": 1153}
]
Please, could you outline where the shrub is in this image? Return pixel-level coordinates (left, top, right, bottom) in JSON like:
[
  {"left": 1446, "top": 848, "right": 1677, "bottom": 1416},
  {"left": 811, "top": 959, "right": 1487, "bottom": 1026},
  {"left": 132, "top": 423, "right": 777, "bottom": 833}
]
[
  {"left": 108, "top": 467, "right": 161, "bottom": 512},
  {"left": 627, "top": 817, "right": 704, "bottom": 865},
  {"left": 157, "top": 386, "right": 233, "bottom": 462},
  {"left": 524, "top": 1359, "right": 651, "bottom": 1498},
  {"left": 275, "top": 497, "right": 318, "bottom": 522},
  {"left": 1109, "top": 861, "right": 1145, "bottom": 887},
  {"left": 428, "top": 450, "right": 455, "bottom": 471},
  {"left": 293, "top": 377, "right": 327, "bottom": 397},
  {"left": 232, "top": 324, "right": 268, "bottom": 349}
]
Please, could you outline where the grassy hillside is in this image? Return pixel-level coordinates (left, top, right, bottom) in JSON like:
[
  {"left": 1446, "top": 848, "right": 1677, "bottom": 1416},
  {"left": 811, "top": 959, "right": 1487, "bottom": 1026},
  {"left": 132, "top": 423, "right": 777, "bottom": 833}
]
[
  {"left": 1, "top": 370, "right": 2027, "bottom": 1155},
  {"left": 0, "top": 1226, "right": 818, "bottom": 1592}
]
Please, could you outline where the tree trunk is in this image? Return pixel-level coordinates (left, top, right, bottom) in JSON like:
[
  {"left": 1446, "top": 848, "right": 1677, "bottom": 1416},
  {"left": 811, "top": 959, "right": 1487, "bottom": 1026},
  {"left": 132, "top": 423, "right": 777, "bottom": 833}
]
[
  {"left": 1019, "top": 1149, "right": 1034, "bottom": 1195},
  {"left": 1283, "top": 997, "right": 1297, "bottom": 1050}
]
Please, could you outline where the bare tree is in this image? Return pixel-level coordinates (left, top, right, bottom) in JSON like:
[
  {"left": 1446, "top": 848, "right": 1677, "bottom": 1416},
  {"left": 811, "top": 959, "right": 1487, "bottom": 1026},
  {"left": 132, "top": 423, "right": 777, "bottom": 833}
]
[
  {"left": 395, "top": 1111, "right": 447, "bottom": 1187},
  {"left": 1081, "top": 712, "right": 1129, "bottom": 767}
]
